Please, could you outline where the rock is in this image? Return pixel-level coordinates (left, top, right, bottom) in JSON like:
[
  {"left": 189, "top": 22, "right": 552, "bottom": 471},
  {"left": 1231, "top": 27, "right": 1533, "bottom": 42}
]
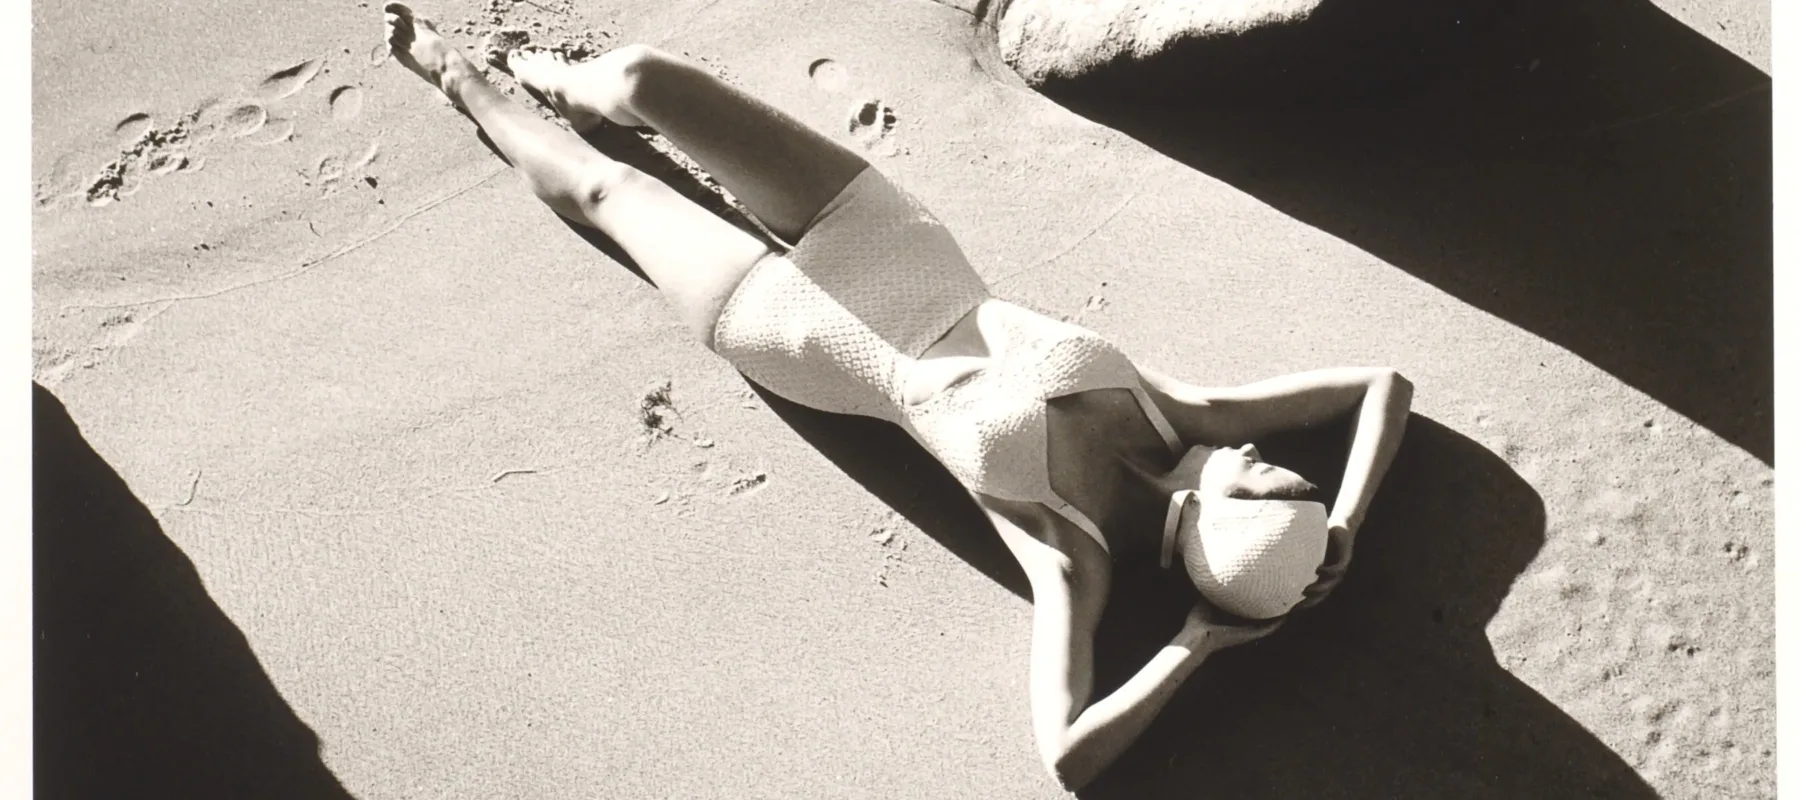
[{"left": 987, "top": 0, "right": 1323, "bottom": 85}]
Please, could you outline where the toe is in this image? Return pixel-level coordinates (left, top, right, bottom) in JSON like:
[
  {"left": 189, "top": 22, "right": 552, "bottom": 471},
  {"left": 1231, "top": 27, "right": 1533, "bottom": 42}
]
[
  {"left": 386, "top": 3, "right": 440, "bottom": 33},
  {"left": 384, "top": 5, "right": 411, "bottom": 36},
  {"left": 504, "top": 51, "right": 533, "bottom": 81}
]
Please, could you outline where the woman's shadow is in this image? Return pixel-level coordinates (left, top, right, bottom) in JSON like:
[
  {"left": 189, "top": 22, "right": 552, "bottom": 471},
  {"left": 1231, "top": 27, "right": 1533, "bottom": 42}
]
[
  {"left": 500, "top": 113, "right": 1656, "bottom": 797},
  {"left": 772, "top": 395, "right": 1655, "bottom": 797},
  {"left": 1082, "top": 418, "right": 1655, "bottom": 798},
  {"left": 758, "top": 384, "right": 1656, "bottom": 797}
]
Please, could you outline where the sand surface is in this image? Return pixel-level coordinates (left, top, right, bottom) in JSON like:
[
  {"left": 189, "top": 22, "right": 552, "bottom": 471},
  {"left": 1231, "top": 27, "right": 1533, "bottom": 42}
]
[{"left": 31, "top": 0, "right": 1772, "bottom": 797}]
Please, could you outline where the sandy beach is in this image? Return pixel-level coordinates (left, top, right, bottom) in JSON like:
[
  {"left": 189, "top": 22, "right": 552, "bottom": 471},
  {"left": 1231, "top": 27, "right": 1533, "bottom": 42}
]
[{"left": 30, "top": 0, "right": 1774, "bottom": 796}]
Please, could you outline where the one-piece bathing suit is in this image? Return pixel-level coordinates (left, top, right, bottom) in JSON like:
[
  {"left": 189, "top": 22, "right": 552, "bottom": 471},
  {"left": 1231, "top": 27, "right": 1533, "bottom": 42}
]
[{"left": 711, "top": 167, "right": 1185, "bottom": 551}]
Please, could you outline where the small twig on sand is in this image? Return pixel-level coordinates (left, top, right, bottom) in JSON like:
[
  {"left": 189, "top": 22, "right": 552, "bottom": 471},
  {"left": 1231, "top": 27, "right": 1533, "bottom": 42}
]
[
  {"left": 518, "top": 0, "right": 566, "bottom": 15},
  {"left": 177, "top": 471, "right": 202, "bottom": 506},
  {"left": 490, "top": 468, "right": 540, "bottom": 483}
]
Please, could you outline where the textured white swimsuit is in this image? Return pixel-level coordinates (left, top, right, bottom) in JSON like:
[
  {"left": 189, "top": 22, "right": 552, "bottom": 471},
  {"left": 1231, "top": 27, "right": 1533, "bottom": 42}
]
[{"left": 713, "top": 167, "right": 1184, "bottom": 551}]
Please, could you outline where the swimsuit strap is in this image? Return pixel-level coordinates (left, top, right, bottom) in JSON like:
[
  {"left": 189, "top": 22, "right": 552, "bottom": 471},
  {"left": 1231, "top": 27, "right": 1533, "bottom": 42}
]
[
  {"left": 1161, "top": 489, "right": 1198, "bottom": 569},
  {"left": 1036, "top": 372, "right": 1184, "bottom": 558},
  {"left": 1128, "top": 387, "right": 1185, "bottom": 456},
  {"left": 1048, "top": 496, "right": 1110, "bottom": 554}
]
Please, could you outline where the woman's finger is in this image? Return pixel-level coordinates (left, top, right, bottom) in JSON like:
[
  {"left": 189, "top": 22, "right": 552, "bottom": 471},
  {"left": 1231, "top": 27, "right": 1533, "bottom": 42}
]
[
  {"left": 1296, "top": 570, "right": 1344, "bottom": 610},
  {"left": 1248, "top": 617, "right": 1286, "bottom": 639}
]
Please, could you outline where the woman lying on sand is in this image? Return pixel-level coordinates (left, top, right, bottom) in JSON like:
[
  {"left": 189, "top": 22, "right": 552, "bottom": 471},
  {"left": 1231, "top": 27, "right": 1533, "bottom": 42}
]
[{"left": 385, "top": 4, "right": 1411, "bottom": 789}]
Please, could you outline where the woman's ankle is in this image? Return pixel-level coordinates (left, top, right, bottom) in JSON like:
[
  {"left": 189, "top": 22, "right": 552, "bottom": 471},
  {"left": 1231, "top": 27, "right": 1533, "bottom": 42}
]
[{"left": 439, "top": 59, "right": 489, "bottom": 106}]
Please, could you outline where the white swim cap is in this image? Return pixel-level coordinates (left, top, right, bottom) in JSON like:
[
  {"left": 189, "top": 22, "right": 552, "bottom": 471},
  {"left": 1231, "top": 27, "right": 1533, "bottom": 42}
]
[{"left": 1161, "top": 491, "right": 1329, "bottom": 620}]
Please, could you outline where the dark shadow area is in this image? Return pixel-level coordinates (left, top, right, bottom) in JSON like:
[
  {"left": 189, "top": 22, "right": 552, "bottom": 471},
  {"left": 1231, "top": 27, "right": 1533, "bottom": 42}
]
[
  {"left": 748, "top": 394, "right": 1654, "bottom": 796},
  {"left": 34, "top": 383, "right": 356, "bottom": 800},
  {"left": 752, "top": 387, "right": 1035, "bottom": 598},
  {"left": 1028, "top": 0, "right": 1772, "bottom": 463},
  {"left": 1082, "top": 416, "right": 1656, "bottom": 798}
]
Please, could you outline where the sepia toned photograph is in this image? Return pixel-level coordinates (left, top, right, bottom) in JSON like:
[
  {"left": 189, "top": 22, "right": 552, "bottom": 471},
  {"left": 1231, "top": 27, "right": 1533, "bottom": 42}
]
[{"left": 29, "top": 0, "right": 1774, "bottom": 796}]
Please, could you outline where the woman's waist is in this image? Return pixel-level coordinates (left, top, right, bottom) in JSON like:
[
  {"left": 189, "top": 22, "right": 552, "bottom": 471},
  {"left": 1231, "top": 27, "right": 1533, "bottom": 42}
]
[{"left": 902, "top": 299, "right": 1117, "bottom": 406}]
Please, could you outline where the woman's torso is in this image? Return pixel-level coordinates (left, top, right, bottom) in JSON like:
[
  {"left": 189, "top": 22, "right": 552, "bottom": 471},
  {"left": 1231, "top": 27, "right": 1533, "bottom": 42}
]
[
  {"left": 901, "top": 300, "right": 1181, "bottom": 556},
  {"left": 706, "top": 166, "right": 1177, "bottom": 557}
]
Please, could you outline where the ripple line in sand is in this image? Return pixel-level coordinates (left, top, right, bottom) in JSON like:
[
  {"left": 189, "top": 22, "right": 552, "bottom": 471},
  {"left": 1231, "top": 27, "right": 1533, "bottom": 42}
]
[
  {"left": 59, "top": 166, "right": 508, "bottom": 313},
  {"left": 990, "top": 175, "right": 1151, "bottom": 287}
]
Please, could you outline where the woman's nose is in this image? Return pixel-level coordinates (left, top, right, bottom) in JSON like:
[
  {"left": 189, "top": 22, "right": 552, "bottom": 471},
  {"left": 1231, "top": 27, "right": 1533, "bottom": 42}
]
[{"left": 1240, "top": 444, "right": 1261, "bottom": 460}]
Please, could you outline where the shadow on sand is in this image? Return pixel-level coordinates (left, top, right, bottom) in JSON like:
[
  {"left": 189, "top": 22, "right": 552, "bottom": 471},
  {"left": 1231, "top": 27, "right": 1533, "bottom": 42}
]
[
  {"left": 1020, "top": 0, "right": 1771, "bottom": 464},
  {"left": 760, "top": 384, "right": 1654, "bottom": 796},
  {"left": 34, "top": 383, "right": 355, "bottom": 799},
  {"left": 1083, "top": 417, "right": 1653, "bottom": 798},
  {"left": 759, "top": 397, "right": 1657, "bottom": 797}
]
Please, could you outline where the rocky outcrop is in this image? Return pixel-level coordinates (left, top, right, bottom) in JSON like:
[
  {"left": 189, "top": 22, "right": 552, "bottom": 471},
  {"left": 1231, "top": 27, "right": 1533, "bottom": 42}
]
[{"left": 981, "top": 0, "right": 1323, "bottom": 84}]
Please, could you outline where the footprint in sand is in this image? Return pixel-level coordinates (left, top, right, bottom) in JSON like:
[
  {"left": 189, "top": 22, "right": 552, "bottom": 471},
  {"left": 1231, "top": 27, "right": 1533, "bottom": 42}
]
[
  {"left": 302, "top": 141, "right": 382, "bottom": 196},
  {"left": 185, "top": 99, "right": 227, "bottom": 143},
  {"left": 41, "top": 54, "right": 328, "bottom": 210},
  {"left": 255, "top": 57, "right": 326, "bottom": 102},
  {"left": 145, "top": 151, "right": 190, "bottom": 176},
  {"left": 311, "top": 154, "right": 347, "bottom": 191},
  {"left": 812, "top": 61, "right": 905, "bottom": 157},
  {"left": 188, "top": 98, "right": 271, "bottom": 144},
  {"left": 222, "top": 103, "right": 270, "bottom": 138},
  {"left": 49, "top": 46, "right": 406, "bottom": 212},
  {"left": 328, "top": 85, "right": 364, "bottom": 122},
  {"left": 248, "top": 116, "right": 297, "bottom": 146},
  {"left": 112, "top": 113, "right": 154, "bottom": 147},
  {"left": 348, "top": 140, "right": 381, "bottom": 173},
  {"left": 847, "top": 98, "right": 899, "bottom": 154},
  {"left": 36, "top": 150, "right": 102, "bottom": 208},
  {"left": 727, "top": 471, "right": 769, "bottom": 497},
  {"left": 313, "top": 83, "right": 383, "bottom": 195},
  {"left": 65, "top": 50, "right": 383, "bottom": 207},
  {"left": 80, "top": 114, "right": 207, "bottom": 206},
  {"left": 808, "top": 58, "right": 849, "bottom": 93},
  {"left": 44, "top": 111, "right": 193, "bottom": 207}
]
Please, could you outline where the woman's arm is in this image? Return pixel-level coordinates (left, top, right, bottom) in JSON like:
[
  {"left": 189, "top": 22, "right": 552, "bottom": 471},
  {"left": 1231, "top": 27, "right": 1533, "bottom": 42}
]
[
  {"left": 1027, "top": 562, "right": 1212, "bottom": 790},
  {"left": 979, "top": 498, "right": 1270, "bottom": 790},
  {"left": 1135, "top": 365, "right": 1412, "bottom": 521},
  {"left": 1324, "top": 369, "right": 1413, "bottom": 533},
  {"left": 1135, "top": 364, "right": 1410, "bottom": 449}
]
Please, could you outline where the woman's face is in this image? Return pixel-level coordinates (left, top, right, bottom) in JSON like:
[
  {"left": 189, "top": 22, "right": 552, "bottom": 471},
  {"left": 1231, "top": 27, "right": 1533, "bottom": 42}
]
[{"left": 1200, "top": 444, "right": 1317, "bottom": 500}]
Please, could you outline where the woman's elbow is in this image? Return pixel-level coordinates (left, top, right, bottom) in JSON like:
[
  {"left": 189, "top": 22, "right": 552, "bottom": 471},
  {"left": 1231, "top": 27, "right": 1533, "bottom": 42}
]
[
  {"left": 1045, "top": 756, "right": 1095, "bottom": 792},
  {"left": 1370, "top": 368, "right": 1413, "bottom": 401},
  {"left": 1041, "top": 741, "right": 1100, "bottom": 792}
]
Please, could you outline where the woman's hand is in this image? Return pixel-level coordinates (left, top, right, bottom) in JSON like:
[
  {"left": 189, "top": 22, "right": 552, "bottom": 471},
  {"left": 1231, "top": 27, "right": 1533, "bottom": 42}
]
[
  {"left": 1182, "top": 598, "right": 1285, "bottom": 652},
  {"left": 1295, "top": 523, "right": 1355, "bottom": 611}
]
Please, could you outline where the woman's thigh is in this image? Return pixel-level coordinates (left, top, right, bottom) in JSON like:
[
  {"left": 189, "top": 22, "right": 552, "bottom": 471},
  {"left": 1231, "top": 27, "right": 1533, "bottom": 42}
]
[
  {"left": 590, "top": 166, "right": 774, "bottom": 347},
  {"left": 607, "top": 45, "right": 870, "bottom": 245}
]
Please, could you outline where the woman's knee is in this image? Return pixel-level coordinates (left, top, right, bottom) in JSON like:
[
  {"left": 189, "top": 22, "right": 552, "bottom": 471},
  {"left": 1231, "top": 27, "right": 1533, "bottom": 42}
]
[{"left": 546, "top": 158, "right": 642, "bottom": 222}]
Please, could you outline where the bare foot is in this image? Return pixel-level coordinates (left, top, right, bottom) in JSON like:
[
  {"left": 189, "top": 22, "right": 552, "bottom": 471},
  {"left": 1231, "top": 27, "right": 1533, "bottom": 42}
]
[
  {"left": 506, "top": 49, "right": 645, "bottom": 130},
  {"left": 384, "top": 4, "right": 478, "bottom": 103}
]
